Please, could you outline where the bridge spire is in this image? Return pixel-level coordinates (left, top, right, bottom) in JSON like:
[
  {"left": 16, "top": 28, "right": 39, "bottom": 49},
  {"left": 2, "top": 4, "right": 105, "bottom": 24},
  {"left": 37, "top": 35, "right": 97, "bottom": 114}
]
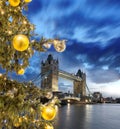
[
  {"left": 76, "top": 69, "right": 82, "bottom": 78},
  {"left": 47, "top": 54, "right": 53, "bottom": 64}
]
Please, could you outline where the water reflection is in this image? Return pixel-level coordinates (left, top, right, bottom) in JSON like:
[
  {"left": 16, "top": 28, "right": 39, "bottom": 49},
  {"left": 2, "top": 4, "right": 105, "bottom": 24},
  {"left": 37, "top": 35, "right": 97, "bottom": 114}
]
[
  {"left": 65, "top": 103, "right": 71, "bottom": 123},
  {"left": 54, "top": 104, "right": 87, "bottom": 129},
  {"left": 66, "top": 103, "right": 70, "bottom": 114},
  {"left": 54, "top": 104, "right": 120, "bottom": 129},
  {"left": 84, "top": 105, "right": 93, "bottom": 129}
]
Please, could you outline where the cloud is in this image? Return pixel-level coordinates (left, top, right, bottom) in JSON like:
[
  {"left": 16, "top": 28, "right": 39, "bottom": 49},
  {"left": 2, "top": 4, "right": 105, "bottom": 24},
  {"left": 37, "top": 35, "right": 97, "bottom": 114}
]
[
  {"left": 88, "top": 80, "right": 120, "bottom": 97},
  {"left": 87, "top": 0, "right": 120, "bottom": 7},
  {"left": 87, "top": 69, "right": 120, "bottom": 83},
  {"left": 27, "top": 0, "right": 120, "bottom": 45},
  {"left": 56, "top": 37, "right": 120, "bottom": 83}
]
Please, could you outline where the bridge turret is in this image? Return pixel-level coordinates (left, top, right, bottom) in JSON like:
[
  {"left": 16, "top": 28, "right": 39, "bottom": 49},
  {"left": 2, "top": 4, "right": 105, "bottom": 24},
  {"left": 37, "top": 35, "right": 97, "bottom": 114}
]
[
  {"left": 76, "top": 69, "right": 82, "bottom": 78},
  {"left": 41, "top": 54, "right": 59, "bottom": 91},
  {"left": 76, "top": 69, "right": 85, "bottom": 79},
  {"left": 47, "top": 54, "right": 53, "bottom": 64}
]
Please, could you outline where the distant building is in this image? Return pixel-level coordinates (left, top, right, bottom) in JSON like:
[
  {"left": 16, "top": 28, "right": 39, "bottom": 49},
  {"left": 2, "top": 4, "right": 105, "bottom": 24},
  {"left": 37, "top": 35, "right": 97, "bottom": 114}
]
[
  {"left": 104, "top": 97, "right": 112, "bottom": 103},
  {"left": 115, "top": 98, "right": 120, "bottom": 103},
  {"left": 92, "top": 92, "right": 103, "bottom": 103}
]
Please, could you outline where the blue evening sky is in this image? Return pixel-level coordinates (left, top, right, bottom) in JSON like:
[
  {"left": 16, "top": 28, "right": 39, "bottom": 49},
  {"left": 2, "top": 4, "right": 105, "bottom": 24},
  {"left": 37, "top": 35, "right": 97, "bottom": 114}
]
[{"left": 1, "top": 0, "right": 120, "bottom": 97}]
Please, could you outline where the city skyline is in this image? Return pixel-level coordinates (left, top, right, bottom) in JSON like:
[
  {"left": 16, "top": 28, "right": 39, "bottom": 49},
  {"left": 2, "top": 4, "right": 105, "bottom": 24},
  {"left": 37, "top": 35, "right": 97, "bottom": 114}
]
[{"left": 1, "top": 0, "right": 120, "bottom": 97}]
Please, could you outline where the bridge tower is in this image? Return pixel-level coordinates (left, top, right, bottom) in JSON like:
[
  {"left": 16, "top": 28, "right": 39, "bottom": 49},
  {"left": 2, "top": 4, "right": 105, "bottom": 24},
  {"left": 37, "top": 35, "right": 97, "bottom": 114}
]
[
  {"left": 41, "top": 54, "right": 59, "bottom": 91},
  {"left": 73, "top": 69, "right": 86, "bottom": 98}
]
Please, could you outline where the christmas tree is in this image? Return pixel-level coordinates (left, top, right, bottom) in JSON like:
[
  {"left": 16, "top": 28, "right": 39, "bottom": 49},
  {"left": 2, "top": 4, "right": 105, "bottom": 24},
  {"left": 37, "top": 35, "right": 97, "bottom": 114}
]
[{"left": 0, "top": 0, "right": 66, "bottom": 128}]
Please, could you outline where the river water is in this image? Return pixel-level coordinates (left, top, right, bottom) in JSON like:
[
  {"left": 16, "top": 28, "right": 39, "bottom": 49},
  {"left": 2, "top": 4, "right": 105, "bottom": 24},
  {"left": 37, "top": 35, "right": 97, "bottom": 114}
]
[{"left": 54, "top": 104, "right": 120, "bottom": 129}]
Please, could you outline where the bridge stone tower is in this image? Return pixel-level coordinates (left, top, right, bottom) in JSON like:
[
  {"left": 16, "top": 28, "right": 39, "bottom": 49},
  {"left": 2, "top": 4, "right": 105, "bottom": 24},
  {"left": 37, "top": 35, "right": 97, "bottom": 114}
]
[
  {"left": 73, "top": 69, "right": 86, "bottom": 98},
  {"left": 41, "top": 54, "right": 59, "bottom": 91}
]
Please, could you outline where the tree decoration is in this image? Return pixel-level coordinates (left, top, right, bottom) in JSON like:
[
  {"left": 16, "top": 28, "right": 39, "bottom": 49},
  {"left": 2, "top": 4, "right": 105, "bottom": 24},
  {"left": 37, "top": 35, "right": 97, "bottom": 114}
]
[
  {"left": 12, "top": 34, "right": 29, "bottom": 52},
  {"left": 45, "top": 92, "right": 53, "bottom": 99},
  {"left": 24, "top": 0, "right": 32, "bottom": 3},
  {"left": 41, "top": 105, "right": 57, "bottom": 121},
  {"left": 8, "top": 0, "right": 20, "bottom": 7},
  {"left": 45, "top": 123, "right": 54, "bottom": 129},
  {"left": 0, "top": 0, "right": 66, "bottom": 74},
  {"left": 43, "top": 43, "right": 52, "bottom": 49},
  {"left": 53, "top": 40, "right": 66, "bottom": 52},
  {"left": 0, "top": 0, "right": 67, "bottom": 128},
  {"left": 0, "top": 74, "right": 58, "bottom": 128},
  {"left": 17, "top": 68, "right": 25, "bottom": 75}
]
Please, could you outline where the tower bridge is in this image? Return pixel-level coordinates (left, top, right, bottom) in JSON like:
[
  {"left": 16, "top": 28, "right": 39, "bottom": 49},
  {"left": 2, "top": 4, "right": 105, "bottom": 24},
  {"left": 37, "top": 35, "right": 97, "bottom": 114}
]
[{"left": 41, "top": 54, "right": 86, "bottom": 98}]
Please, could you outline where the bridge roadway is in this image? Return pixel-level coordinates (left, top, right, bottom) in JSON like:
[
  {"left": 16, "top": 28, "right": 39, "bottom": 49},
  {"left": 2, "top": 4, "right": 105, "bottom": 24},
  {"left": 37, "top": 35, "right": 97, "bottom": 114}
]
[
  {"left": 60, "top": 96, "right": 80, "bottom": 101},
  {"left": 60, "top": 96, "right": 81, "bottom": 104},
  {"left": 59, "top": 70, "right": 82, "bottom": 81}
]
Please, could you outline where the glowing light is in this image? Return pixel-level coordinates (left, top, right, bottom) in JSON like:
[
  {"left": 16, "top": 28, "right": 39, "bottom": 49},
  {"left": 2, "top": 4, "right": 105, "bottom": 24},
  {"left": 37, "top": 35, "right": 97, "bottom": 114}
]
[{"left": 67, "top": 100, "right": 70, "bottom": 103}]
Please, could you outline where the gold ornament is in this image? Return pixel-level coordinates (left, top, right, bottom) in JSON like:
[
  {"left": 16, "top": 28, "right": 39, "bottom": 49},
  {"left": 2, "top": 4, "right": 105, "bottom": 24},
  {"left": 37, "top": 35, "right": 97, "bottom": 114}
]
[
  {"left": 45, "top": 92, "right": 53, "bottom": 99},
  {"left": 6, "top": 90, "right": 14, "bottom": 98},
  {"left": 12, "top": 34, "right": 29, "bottom": 51},
  {"left": 41, "top": 105, "right": 56, "bottom": 121},
  {"left": 9, "top": 0, "right": 20, "bottom": 7},
  {"left": 43, "top": 43, "right": 52, "bottom": 49},
  {"left": 17, "top": 68, "right": 25, "bottom": 75},
  {"left": 0, "top": 73, "right": 2, "bottom": 77},
  {"left": 45, "top": 123, "right": 54, "bottom": 129},
  {"left": 24, "top": 0, "right": 32, "bottom": 3},
  {"left": 53, "top": 40, "right": 66, "bottom": 52}
]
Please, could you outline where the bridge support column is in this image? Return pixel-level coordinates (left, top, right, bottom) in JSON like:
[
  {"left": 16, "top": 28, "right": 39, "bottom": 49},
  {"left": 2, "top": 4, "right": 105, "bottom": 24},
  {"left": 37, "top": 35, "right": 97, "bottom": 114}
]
[
  {"left": 73, "top": 72, "right": 86, "bottom": 100},
  {"left": 74, "top": 80, "right": 86, "bottom": 98}
]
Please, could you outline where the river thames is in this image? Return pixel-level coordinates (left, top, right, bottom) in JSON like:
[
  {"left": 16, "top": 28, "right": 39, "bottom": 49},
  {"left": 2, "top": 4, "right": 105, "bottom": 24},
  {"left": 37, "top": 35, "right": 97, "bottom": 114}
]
[{"left": 54, "top": 104, "right": 120, "bottom": 129}]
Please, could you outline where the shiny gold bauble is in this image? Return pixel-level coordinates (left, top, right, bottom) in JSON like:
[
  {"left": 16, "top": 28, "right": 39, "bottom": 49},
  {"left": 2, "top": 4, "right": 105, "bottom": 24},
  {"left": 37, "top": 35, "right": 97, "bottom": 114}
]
[
  {"left": 17, "top": 68, "right": 25, "bottom": 75},
  {"left": 9, "top": 0, "right": 20, "bottom": 7},
  {"left": 54, "top": 41, "right": 66, "bottom": 52},
  {"left": 12, "top": 34, "right": 29, "bottom": 51},
  {"left": 24, "top": 0, "right": 32, "bottom": 3},
  {"left": 41, "top": 105, "right": 56, "bottom": 121},
  {"left": 45, "top": 123, "right": 54, "bottom": 129}
]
